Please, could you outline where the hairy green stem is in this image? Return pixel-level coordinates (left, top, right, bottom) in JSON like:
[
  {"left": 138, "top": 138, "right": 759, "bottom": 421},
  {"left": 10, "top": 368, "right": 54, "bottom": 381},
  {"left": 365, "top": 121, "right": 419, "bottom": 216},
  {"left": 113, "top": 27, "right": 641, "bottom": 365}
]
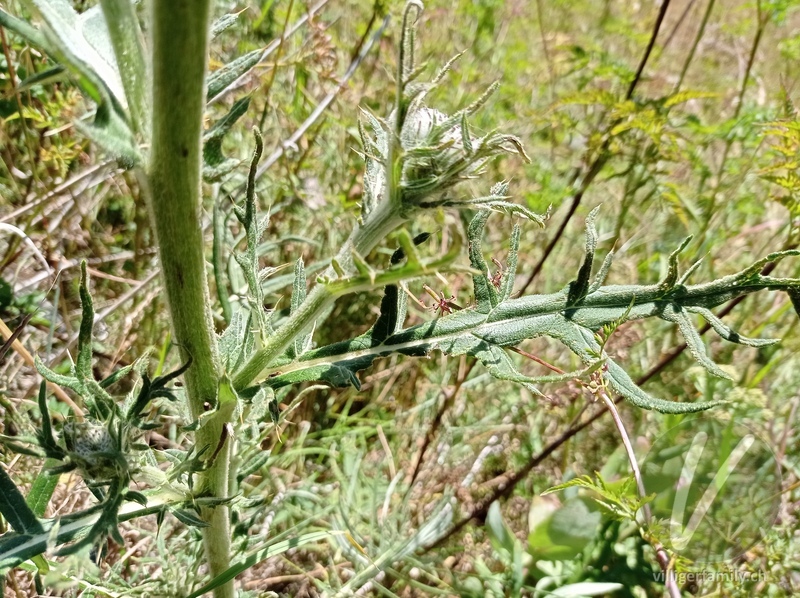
[
  {"left": 146, "top": 2, "right": 232, "bottom": 597},
  {"left": 232, "top": 200, "right": 405, "bottom": 390}
]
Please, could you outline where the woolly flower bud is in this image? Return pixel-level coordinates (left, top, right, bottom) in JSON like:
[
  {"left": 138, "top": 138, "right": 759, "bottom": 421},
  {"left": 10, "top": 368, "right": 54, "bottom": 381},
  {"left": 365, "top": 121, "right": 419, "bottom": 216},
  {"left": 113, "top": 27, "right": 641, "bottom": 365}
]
[
  {"left": 62, "top": 420, "right": 125, "bottom": 480},
  {"left": 360, "top": 98, "right": 534, "bottom": 221},
  {"left": 399, "top": 106, "right": 484, "bottom": 203},
  {"left": 63, "top": 421, "right": 114, "bottom": 455},
  {"left": 400, "top": 106, "right": 462, "bottom": 154}
]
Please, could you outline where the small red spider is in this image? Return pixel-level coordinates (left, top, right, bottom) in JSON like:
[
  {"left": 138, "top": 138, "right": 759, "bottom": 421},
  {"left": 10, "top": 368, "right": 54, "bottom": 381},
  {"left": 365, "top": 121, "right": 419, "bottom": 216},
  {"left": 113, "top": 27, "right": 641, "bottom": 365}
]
[
  {"left": 490, "top": 258, "right": 505, "bottom": 289},
  {"left": 422, "top": 284, "right": 462, "bottom": 316}
]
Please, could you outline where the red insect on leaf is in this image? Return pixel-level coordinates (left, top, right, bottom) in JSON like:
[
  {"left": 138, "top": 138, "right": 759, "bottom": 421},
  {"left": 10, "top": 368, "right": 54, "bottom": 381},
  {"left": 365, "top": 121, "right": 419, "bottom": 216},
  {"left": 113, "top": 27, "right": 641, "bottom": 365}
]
[
  {"left": 490, "top": 257, "right": 505, "bottom": 289},
  {"left": 422, "top": 284, "right": 462, "bottom": 316}
]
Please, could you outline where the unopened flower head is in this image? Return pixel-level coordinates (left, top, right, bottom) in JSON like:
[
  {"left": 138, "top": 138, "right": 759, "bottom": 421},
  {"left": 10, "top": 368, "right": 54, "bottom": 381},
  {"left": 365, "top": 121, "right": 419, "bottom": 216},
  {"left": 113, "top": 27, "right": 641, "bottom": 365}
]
[
  {"left": 359, "top": 78, "right": 545, "bottom": 225},
  {"left": 62, "top": 420, "right": 127, "bottom": 481}
]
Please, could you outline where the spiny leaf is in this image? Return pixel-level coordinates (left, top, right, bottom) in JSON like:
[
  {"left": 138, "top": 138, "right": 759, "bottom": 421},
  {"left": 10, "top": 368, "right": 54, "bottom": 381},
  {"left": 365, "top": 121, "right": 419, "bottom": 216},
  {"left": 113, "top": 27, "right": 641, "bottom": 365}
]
[
  {"left": 172, "top": 508, "right": 209, "bottom": 528},
  {"left": 127, "top": 359, "right": 192, "bottom": 423},
  {"left": 390, "top": 232, "right": 431, "bottom": 265},
  {"left": 460, "top": 112, "right": 473, "bottom": 154},
  {"left": 453, "top": 180, "right": 546, "bottom": 224},
  {"left": 365, "top": 231, "right": 433, "bottom": 344},
  {"left": 74, "top": 263, "right": 114, "bottom": 418},
  {"left": 125, "top": 491, "right": 148, "bottom": 507},
  {"left": 789, "top": 288, "right": 800, "bottom": 319},
  {"left": 659, "top": 305, "right": 731, "bottom": 380},
  {"left": 468, "top": 211, "right": 499, "bottom": 313},
  {"left": 34, "top": 264, "right": 116, "bottom": 419},
  {"left": 76, "top": 262, "right": 95, "bottom": 382},
  {"left": 211, "top": 10, "right": 246, "bottom": 38},
  {"left": 219, "top": 310, "right": 250, "bottom": 373},
  {"left": 686, "top": 306, "right": 778, "bottom": 347},
  {"left": 368, "top": 284, "right": 405, "bottom": 345},
  {"left": 26, "top": 461, "right": 60, "bottom": 518},
  {"left": 567, "top": 206, "right": 600, "bottom": 306},
  {"left": 396, "top": 230, "right": 423, "bottom": 269},
  {"left": 604, "top": 359, "right": 719, "bottom": 414},
  {"left": 658, "top": 235, "right": 693, "bottom": 292},
  {"left": 677, "top": 257, "right": 703, "bottom": 286},
  {"left": 499, "top": 224, "right": 520, "bottom": 302},
  {"left": 55, "top": 488, "right": 126, "bottom": 556},
  {"left": 350, "top": 250, "right": 374, "bottom": 282},
  {"left": 244, "top": 386, "right": 274, "bottom": 425},
  {"left": 233, "top": 129, "right": 274, "bottom": 342},
  {"left": 36, "top": 383, "right": 63, "bottom": 458},
  {"left": 255, "top": 212, "right": 800, "bottom": 413},
  {"left": 203, "top": 96, "right": 251, "bottom": 181},
  {"left": 99, "top": 362, "right": 136, "bottom": 389},
  {"left": 289, "top": 257, "right": 309, "bottom": 358},
  {"left": 207, "top": 48, "right": 263, "bottom": 100},
  {"left": 34, "top": 356, "right": 82, "bottom": 393},
  {"left": 237, "top": 128, "right": 264, "bottom": 231}
]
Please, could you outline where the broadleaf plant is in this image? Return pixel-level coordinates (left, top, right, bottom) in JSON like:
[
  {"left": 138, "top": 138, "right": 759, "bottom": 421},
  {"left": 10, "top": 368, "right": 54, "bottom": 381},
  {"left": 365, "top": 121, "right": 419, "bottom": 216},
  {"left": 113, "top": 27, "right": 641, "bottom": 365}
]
[{"left": 1, "top": 1, "right": 799, "bottom": 596}]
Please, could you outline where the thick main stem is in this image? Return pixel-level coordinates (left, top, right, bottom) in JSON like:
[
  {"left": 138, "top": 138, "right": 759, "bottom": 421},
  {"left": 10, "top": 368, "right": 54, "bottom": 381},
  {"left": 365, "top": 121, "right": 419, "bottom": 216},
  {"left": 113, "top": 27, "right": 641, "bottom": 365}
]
[{"left": 147, "top": 2, "right": 232, "bottom": 597}]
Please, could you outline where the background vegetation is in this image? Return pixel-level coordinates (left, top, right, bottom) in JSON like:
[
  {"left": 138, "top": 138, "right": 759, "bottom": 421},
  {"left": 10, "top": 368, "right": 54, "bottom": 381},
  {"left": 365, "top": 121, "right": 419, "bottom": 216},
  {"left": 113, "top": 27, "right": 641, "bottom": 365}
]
[{"left": 1, "top": 0, "right": 800, "bottom": 596}]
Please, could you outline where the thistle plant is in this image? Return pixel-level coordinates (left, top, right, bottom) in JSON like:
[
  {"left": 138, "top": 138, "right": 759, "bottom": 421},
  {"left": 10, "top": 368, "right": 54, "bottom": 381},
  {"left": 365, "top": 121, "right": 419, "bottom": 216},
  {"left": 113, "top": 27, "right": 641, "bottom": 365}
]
[{"left": 0, "top": 1, "right": 799, "bottom": 596}]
